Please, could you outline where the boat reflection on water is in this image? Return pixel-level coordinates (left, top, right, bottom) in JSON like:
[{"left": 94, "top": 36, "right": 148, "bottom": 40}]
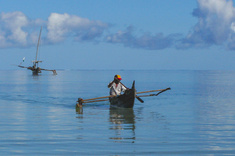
[
  {"left": 109, "top": 107, "right": 136, "bottom": 143},
  {"left": 75, "top": 105, "right": 83, "bottom": 115}
]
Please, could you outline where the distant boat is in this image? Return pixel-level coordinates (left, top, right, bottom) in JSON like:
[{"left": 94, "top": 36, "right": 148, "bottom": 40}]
[{"left": 18, "top": 27, "right": 57, "bottom": 75}]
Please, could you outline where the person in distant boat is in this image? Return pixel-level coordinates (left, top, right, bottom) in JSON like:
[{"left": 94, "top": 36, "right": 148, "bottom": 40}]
[{"left": 108, "top": 75, "right": 128, "bottom": 95}]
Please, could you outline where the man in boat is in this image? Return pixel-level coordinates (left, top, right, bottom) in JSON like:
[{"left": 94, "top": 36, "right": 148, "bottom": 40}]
[{"left": 108, "top": 75, "right": 128, "bottom": 95}]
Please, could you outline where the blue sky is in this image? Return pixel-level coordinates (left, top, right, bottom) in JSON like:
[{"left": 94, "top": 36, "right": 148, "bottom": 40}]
[{"left": 1, "top": 0, "right": 235, "bottom": 70}]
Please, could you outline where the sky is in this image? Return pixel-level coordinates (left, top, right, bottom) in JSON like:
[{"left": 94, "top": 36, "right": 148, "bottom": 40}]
[{"left": 1, "top": 0, "right": 235, "bottom": 71}]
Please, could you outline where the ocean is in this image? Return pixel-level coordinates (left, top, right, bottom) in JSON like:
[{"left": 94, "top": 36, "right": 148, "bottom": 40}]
[{"left": 1, "top": 70, "right": 235, "bottom": 155}]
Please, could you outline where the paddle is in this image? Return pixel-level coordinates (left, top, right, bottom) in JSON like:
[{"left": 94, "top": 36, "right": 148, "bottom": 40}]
[{"left": 136, "top": 96, "right": 144, "bottom": 103}]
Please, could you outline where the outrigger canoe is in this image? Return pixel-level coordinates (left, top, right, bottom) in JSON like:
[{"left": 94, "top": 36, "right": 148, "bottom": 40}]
[
  {"left": 17, "top": 27, "right": 57, "bottom": 75},
  {"left": 109, "top": 81, "right": 136, "bottom": 108},
  {"left": 76, "top": 81, "right": 170, "bottom": 109}
]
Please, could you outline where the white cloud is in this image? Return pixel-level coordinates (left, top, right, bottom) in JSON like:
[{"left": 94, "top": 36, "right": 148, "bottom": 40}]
[
  {"left": 47, "top": 13, "right": 108, "bottom": 43},
  {"left": 231, "top": 22, "right": 235, "bottom": 32},
  {"left": 0, "top": 12, "right": 29, "bottom": 47},
  {"left": 0, "top": 12, "right": 108, "bottom": 48},
  {"left": 178, "top": 0, "right": 235, "bottom": 50},
  {"left": 198, "top": 0, "right": 234, "bottom": 21}
]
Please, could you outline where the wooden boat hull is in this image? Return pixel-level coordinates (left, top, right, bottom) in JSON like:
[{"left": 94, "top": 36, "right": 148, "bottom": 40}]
[
  {"left": 32, "top": 67, "right": 41, "bottom": 75},
  {"left": 109, "top": 81, "right": 136, "bottom": 108}
]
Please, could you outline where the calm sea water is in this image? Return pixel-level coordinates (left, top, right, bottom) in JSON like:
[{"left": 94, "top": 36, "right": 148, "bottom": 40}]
[{"left": 1, "top": 70, "right": 235, "bottom": 155}]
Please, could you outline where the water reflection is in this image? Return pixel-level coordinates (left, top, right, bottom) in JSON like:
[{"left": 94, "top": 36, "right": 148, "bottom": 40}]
[
  {"left": 109, "top": 108, "right": 136, "bottom": 143},
  {"left": 192, "top": 71, "right": 235, "bottom": 152},
  {"left": 75, "top": 105, "right": 83, "bottom": 115}
]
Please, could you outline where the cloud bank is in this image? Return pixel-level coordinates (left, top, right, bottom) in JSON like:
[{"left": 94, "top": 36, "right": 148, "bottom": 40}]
[
  {"left": 105, "top": 26, "right": 180, "bottom": 50},
  {"left": 0, "top": 12, "right": 108, "bottom": 48},
  {"left": 179, "top": 0, "right": 235, "bottom": 50},
  {"left": 1, "top": 0, "right": 235, "bottom": 50}
]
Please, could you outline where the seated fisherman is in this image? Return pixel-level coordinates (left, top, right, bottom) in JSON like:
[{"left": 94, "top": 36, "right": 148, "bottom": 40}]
[{"left": 108, "top": 75, "right": 128, "bottom": 95}]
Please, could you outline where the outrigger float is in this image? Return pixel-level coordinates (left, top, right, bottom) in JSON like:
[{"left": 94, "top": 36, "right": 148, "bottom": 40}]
[{"left": 77, "top": 81, "right": 171, "bottom": 108}]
